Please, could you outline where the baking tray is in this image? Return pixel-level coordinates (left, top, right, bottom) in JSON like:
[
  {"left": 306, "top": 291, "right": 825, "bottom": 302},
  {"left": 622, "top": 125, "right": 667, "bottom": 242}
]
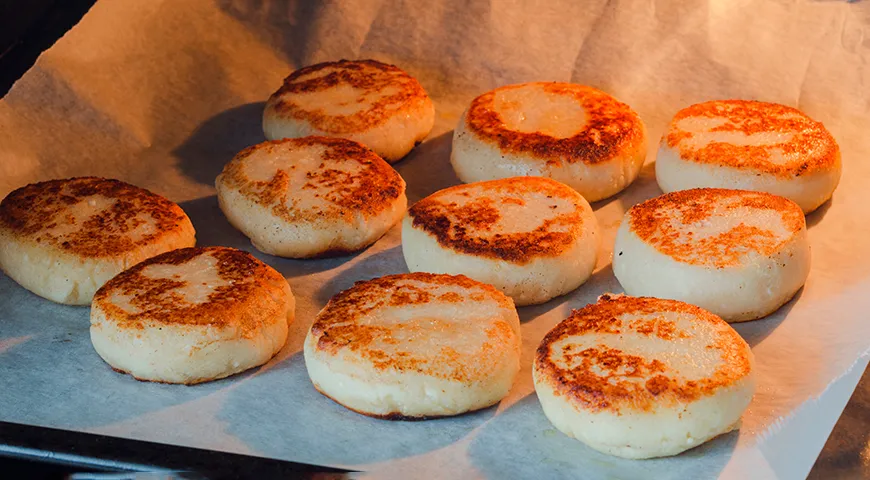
[{"left": 1, "top": 0, "right": 870, "bottom": 478}]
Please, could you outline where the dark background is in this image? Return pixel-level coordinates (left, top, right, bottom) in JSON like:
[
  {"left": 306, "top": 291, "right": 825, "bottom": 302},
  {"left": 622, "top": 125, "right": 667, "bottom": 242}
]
[
  {"left": 0, "top": 0, "right": 866, "bottom": 478},
  {"left": 0, "top": 0, "right": 96, "bottom": 96}
]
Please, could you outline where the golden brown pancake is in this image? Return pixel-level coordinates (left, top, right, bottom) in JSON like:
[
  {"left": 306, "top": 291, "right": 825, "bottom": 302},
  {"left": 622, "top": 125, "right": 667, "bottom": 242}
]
[
  {"left": 656, "top": 100, "right": 841, "bottom": 213},
  {"left": 0, "top": 177, "right": 195, "bottom": 304},
  {"left": 533, "top": 294, "right": 755, "bottom": 459},
  {"left": 450, "top": 82, "right": 647, "bottom": 201},
  {"left": 0, "top": 177, "right": 190, "bottom": 258},
  {"left": 466, "top": 83, "right": 644, "bottom": 166},
  {"left": 90, "top": 246, "right": 294, "bottom": 384},
  {"left": 263, "top": 59, "right": 435, "bottom": 162},
  {"left": 407, "top": 177, "right": 587, "bottom": 264},
  {"left": 216, "top": 136, "right": 407, "bottom": 258},
  {"left": 304, "top": 272, "right": 521, "bottom": 419},
  {"left": 613, "top": 188, "right": 811, "bottom": 322},
  {"left": 664, "top": 100, "right": 838, "bottom": 177},
  {"left": 626, "top": 188, "right": 805, "bottom": 267},
  {"left": 535, "top": 295, "right": 752, "bottom": 413},
  {"left": 402, "top": 177, "right": 600, "bottom": 306}
]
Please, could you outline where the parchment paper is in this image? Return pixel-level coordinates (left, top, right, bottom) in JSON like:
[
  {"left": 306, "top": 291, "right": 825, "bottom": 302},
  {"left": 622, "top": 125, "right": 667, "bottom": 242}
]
[{"left": 1, "top": 0, "right": 869, "bottom": 478}]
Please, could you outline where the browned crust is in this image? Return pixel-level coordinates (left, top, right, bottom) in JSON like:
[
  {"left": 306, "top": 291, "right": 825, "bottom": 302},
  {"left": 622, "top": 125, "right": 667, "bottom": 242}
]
[
  {"left": 665, "top": 100, "right": 840, "bottom": 178},
  {"left": 312, "top": 383, "right": 497, "bottom": 420},
  {"left": 219, "top": 136, "right": 405, "bottom": 224},
  {"left": 299, "top": 245, "right": 364, "bottom": 259},
  {"left": 288, "top": 243, "right": 375, "bottom": 259},
  {"left": 110, "top": 364, "right": 260, "bottom": 386},
  {"left": 109, "top": 366, "right": 198, "bottom": 384},
  {"left": 93, "top": 247, "right": 288, "bottom": 335},
  {"left": 465, "top": 82, "right": 644, "bottom": 166},
  {"left": 408, "top": 177, "right": 585, "bottom": 264},
  {"left": 627, "top": 188, "right": 805, "bottom": 268},
  {"left": 310, "top": 273, "right": 515, "bottom": 381},
  {"left": 0, "top": 177, "right": 191, "bottom": 258},
  {"left": 266, "top": 59, "right": 432, "bottom": 134},
  {"left": 534, "top": 294, "right": 753, "bottom": 414}
]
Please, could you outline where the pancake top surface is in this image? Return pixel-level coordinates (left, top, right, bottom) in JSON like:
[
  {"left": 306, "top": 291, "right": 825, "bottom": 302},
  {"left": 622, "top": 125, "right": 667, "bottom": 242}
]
[
  {"left": 535, "top": 294, "right": 752, "bottom": 414},
  {"left": 93, "top": 247, "right": 287, "bottom": 334},
  {"left": 626, "top": 188, "right": 805, "bottom": 268},
  {"left": 309, "top": 273, "right": 518, "bottom": 381},
  {"left": 0, "top": 177, "right": 190, "bottom": 258},
  {"left": 408, "top": 177, "right": 590, "bottom": 265},
  {"left": 219, "top": 137, "right": 405, "bottom": 222},
  {"left": 464, "top": 82, "right": 644, "bottom": 165},
  {"left": 664, "top": 100, "right": 839, "bottom": 177},
  {"left": 267, "top": 59, "right": 431, "bottom": 133}
]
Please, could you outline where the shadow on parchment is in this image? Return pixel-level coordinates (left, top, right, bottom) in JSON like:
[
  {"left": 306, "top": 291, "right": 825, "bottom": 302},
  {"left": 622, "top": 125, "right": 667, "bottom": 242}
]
[
  {"left": 467, "top": 393, "right": 738, "bottom": 479},
  {"left": 0, "top": 272, "right": 237, "bottom": 429},
  {"left": 806, "top": 198, "right": 832, "bottom": 229},
  {"left": 731, "top": 287, "right": 804, "bottom": 348},
  {"left": 213, "top": 235, "right": 492, "bottom": 466},
  {"left": 177, "top": 194, "right": 365, "bottom": 280},
  {"left": 265, "top": 248, "right": 369, "bottom": 283},
  {"left": 175, "top": 192, "right": 489, "bottom": 466},
  {"left": 393, "top": 131, "right": 459, "bottom": 203},
  {"left": 315, "top": 244, "right": 407, "bottom": 304},
  {"left": 219, "top": 348, "right": 493, "bottom": 466},
  {"left": 178, "top": 195, "right": 250, "bottom": 249},
  {"left": 592, "top": 161, "right": 661, "bottom": 214},
  {"left": 173, "top": 102, "right": 267, "bottom": 187},
  {"left": 517, "top": 263, "right": 620, "bottom": 327}
]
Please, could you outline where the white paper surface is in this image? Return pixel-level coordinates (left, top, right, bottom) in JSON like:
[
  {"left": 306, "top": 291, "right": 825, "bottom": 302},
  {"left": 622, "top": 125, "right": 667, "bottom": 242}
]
[{"left": 1, "top": 0, "right": 869, "bottom": 478}]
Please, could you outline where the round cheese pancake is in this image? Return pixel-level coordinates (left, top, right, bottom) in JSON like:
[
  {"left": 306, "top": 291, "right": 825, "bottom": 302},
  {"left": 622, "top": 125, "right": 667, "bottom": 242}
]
[
  {"left": 304, "top": 273, "right": 521, "bottom": 419},
  {"left": 613, "top": 188, "right": 810, "bottom": 322},
  {"left": 533, "top": 294, "right": 756, "bottom": 459},
  {"left": 656, "top": 100, "right": 841, "bottom": 214},
  {"left": 450, "top": 82, "right": 647, "bottom": 202},
  {"left": 216, "top": 137, "right": 407, "bottom": 258},
  {"left": 91, "top": 247, "right": 294, "bottom": 384},
  {"left": 0, "top": 177, "right": 195, "bottom": 305},
  {"left": 402, "top": 177, "right": 599, "bottom": 306},
  {"left": 263, "top": 59, "right": 435, "bottom": 162}
]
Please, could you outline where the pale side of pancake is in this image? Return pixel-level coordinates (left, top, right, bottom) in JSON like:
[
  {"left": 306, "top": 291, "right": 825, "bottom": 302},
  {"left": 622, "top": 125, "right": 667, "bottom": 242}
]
[
  {"left": 656, "top": 100, "right": 841, "bottom": 213},
  {"left": 450, "top": 82, "right": 647, "bottom": 202},
  {"left": 90, "top": 247, "right": 294, "bottom": 384},
  {"left": 0, "top": 177, "right": 195, "bottom": 305},
  {"left": 402, "top": 176, "right": 599, "bottom": 305},
  {"left": 304, "top": 273, "right": 521, "bottom": 418},
  {"left": 263, "top": 59, "right": 435, "bottom": 162},
  {"left": 216, "top": 137, "right": 407, "bottom": 258},
  {"left": 533, "top": 294, "right": 755, "bottom": 459}
]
